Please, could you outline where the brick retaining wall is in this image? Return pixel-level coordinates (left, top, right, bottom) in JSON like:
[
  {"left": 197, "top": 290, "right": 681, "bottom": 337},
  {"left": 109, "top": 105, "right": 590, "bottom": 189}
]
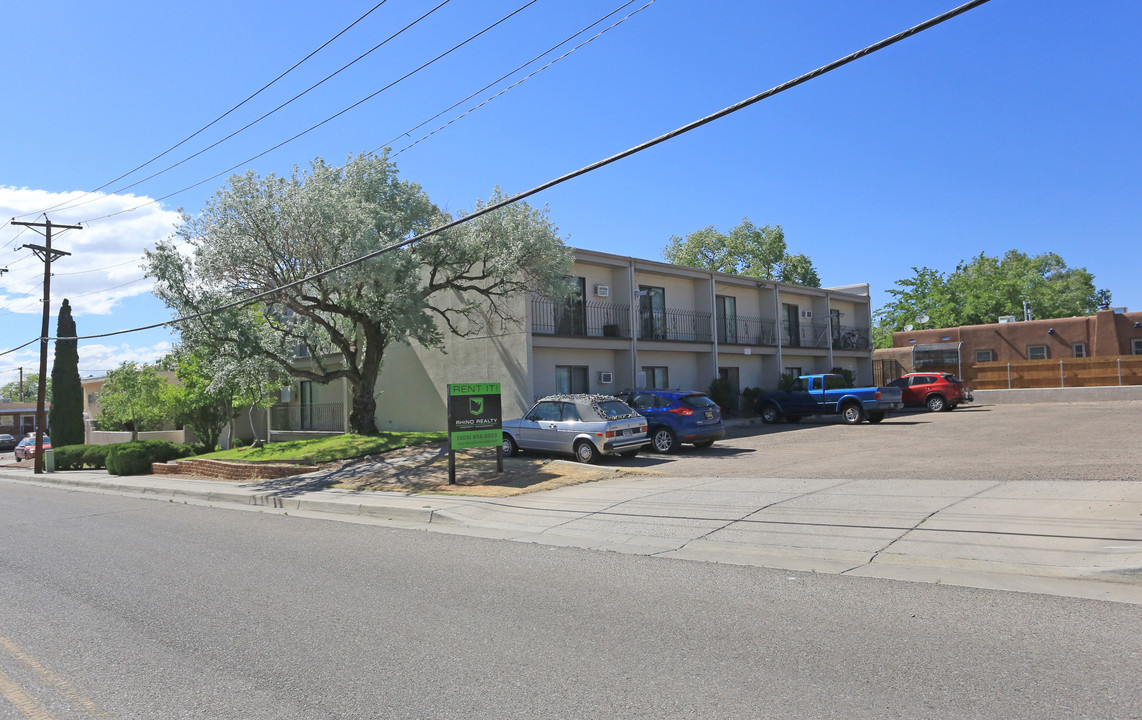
[{"left": 152, "top": 458, "right": 313, "bottom": 481}]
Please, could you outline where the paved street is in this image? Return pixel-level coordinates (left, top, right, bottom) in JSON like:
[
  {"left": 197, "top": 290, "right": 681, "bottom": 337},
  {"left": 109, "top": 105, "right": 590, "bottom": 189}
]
[
  {"left": 1, "top": 481, "right": 1140, "bottom": 719},
  {"left": 2, "top": 402, "right": 1141, "bottom": 607}
]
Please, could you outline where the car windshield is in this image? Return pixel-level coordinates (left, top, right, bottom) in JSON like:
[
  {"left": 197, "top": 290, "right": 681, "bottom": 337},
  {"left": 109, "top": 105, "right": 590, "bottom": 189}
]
[
  {"left": 680, "top": 394, "right": 718, "bottom": 409},
  {"left": 596, "top": 400, "right": 637, "bottom": 419}
]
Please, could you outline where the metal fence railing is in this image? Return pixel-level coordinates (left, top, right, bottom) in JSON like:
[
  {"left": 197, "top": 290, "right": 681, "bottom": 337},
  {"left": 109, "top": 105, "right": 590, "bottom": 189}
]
[
  {"left": 639, "top": 308, "right": 713, "bottom": 342},
  {"left": 531, "top": 299, "right": 631, "bottom": 338},
  {"left": 718, "top": 315, "right": 778, "bottom": 346},
  {"left": 270, "top": 402, "right": 345, "bottom": 432},
  {"left": 833, "top": 325, "right": 871, "bottom": 350}
]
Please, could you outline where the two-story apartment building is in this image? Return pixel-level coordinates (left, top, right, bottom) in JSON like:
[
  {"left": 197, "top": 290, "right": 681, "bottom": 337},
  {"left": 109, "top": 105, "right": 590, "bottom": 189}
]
[{"left": 359, "top": 247, "right": 875, "bottom": 431}]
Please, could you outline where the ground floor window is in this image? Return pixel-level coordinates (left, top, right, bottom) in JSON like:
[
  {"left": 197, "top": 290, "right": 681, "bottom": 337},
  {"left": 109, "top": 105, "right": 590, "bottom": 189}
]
[
  {"left": 555, "top": 365, "right": 589, "bottom": 394},
  {"left": 1072, "top": 342, "right": 1087, "bottom": 358},
  {"left": 1133, "top": 339, "right": 1142, "bottom": 355},
  {"left": 783, "top": 366, "right": 802, "bottom": 378},
  {"left": 642, "top": 366, "right": 669, "bottom": 389},
  {"left": 976, "top": 349, "right": 995, "bottom": 363},
  {"left": 1027, "top": 344, "right": 1049, "bottom": 360}
]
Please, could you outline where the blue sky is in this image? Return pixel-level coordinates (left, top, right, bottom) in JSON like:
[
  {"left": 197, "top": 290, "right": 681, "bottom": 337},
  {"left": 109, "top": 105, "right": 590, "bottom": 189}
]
[{"left": 2, "top": 0, "right": 1138, "bottom": 386}]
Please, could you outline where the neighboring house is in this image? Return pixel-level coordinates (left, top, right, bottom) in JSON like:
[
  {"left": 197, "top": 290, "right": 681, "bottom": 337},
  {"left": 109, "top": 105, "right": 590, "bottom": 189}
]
[
  {"left": 276, "top": 247, "right": 878, "bottom": 433},
  {"left": 80, "top": 370, "right": 192, "bottom": 445},
  {"left": 0, "top": 401, "right": 46, "bottom": 437},
  {"left": 873, "top": 307, "right": 1142, "bottom": 386}
]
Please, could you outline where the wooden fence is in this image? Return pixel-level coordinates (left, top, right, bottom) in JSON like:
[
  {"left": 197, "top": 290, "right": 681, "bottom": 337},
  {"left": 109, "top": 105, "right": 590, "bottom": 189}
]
[{"left": 971, "top": 356, "right": 1142, "bottom": 390}]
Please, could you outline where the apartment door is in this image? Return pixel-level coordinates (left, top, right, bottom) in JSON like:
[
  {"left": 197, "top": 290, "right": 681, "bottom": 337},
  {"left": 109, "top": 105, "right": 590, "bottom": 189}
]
[
  {"left": 639, "top": 286, "right": 666, "bottom": 340},
  {"left": 555, "top": 277, "right": 587, "bottom": 336},
  {"left": 716, "top": 295, "right": 737, "bottom": 344},
  {"left": 783, "top": 303, "right": 800, "bottom": 347}
]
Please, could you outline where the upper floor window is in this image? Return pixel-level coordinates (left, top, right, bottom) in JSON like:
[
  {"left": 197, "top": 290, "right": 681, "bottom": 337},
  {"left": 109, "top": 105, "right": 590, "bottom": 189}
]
[
  {"left": 1027, "top": 344, "right": 1049, "bottom": 360},
  {"left": 975, "top": 349, "right": 995, "bottom": 363},
  {"left": 1072, "top": 342, "right": 1087, "bottom": 358}
]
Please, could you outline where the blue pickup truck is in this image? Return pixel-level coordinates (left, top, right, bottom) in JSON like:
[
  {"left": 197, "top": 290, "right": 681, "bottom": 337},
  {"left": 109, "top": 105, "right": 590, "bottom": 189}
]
[{"left": 752, "top": 374, "right": 904, "bottom": 425}]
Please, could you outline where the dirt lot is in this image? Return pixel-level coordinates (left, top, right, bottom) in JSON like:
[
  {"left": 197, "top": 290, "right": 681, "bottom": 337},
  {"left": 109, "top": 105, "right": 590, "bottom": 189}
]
[{"left": 325, "top": 442, "right": 658, "bottom": 497}]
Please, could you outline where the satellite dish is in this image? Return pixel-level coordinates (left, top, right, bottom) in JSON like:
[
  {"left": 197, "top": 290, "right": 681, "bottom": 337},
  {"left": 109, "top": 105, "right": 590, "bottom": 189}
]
[
  {"left": 917, "top": 314, "right": 930, "bottom": 324},
  {"left": 904, "top": 324, "right": 914, "bottom": 332}
]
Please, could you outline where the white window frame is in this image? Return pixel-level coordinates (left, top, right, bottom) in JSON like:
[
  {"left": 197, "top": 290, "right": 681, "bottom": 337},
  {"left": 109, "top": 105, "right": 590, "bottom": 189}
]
[
  {"left": 1072, "top": 342, "right": 1087, "bottom": 358},
  {"left": 1133, "top": 339, "right": 1142, "bottom": 355},
  {"left": 1027, "top": 344, "right": 1049, "bottom": 361}
]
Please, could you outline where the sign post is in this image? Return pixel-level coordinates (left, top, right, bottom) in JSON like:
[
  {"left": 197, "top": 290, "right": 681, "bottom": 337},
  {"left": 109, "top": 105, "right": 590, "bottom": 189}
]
[{"left": 446, "top": 383, "right": 503, "bottom": 484}]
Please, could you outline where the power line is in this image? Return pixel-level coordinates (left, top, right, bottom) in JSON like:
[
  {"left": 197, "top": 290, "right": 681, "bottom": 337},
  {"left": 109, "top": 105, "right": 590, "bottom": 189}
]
[
  {"left": 378, "top": 0, "right": 654, "bottom": 158},
  {"left": 46, "top": 0, "right": 457, "bottom": 219},
  {"left": 75, "top": 0, "right": 543, "bottom": 226},
  {"left": 48, "top": 0, "right": 992, "bottom": 345},
  {"left": 8, "top": 1, "right": 395, "bottom": 225},
  {"left": 389, "top": 0, "right": 658, "bottom": 159}
]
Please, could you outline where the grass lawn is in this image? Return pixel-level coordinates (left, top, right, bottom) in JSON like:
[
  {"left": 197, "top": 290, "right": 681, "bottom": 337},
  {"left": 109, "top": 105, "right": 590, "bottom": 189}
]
[{"left": 197, "top": 432, "right": 447, "bottom": 464}]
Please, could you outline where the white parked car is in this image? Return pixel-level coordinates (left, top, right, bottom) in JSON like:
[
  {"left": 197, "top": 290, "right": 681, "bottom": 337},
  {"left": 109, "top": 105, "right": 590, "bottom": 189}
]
[{"left": 502, "top": 394, "right": 649, "bottom": 463}]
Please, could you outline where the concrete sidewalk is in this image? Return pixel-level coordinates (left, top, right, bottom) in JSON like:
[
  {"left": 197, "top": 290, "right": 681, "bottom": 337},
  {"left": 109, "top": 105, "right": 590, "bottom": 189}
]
[{"left": 2, "top": 463, "right": 1141, "bottom": 605}]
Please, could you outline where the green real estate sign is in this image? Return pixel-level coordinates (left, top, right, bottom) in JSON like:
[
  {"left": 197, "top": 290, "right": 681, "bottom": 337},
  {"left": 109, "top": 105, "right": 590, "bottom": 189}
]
[{"left": 447, "top": 382, "right": 502, "bottom": 450}]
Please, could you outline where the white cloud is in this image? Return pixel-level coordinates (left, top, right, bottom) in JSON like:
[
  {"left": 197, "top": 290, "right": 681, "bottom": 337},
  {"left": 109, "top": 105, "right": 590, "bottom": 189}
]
[
  {"left": 77, "top": 341, "right": 174, "bottom": 379},
  {"left": 1, "top": 187, "right": 181, "bottom": 317}
]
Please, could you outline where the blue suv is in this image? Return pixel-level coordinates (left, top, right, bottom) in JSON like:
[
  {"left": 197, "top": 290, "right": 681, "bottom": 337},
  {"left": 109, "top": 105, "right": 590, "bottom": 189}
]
[{"left": 615, "top": 389, "right": 725, "bottom": 453}]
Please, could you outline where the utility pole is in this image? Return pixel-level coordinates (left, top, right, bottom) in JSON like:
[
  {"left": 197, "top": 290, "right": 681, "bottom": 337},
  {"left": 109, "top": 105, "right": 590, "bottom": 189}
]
[{"left": 12, "top": 217, "right": 80, "bottom": 474}]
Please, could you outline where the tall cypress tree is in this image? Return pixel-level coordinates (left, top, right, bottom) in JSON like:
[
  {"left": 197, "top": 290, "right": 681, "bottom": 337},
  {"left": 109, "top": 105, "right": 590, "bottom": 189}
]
[{"left": 49, "top": 299, "right": 86, "bottom": 447}]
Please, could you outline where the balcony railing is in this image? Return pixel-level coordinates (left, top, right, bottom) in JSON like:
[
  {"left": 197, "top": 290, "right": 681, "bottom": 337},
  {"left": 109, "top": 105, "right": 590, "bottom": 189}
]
[
  {"left": 270, "top": 402, "right": 345, "bottom": 432},
  {"left": 833, "top": 325, "right": 871, "bottom": 351},
  {"left": 638, "top": 308, "right": 712, "bottom": 342},
  {"left": 531, "top": 298, "right": 632, "bottom": 338},
  {"left": 717, "top": 315, "right": 778, "bottom": 346}
]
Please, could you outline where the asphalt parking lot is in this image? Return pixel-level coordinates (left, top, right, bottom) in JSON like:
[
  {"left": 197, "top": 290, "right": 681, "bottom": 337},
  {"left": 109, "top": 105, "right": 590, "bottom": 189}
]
[{"left": 623, "top": 401, "right": 1142, "bottom": 482}]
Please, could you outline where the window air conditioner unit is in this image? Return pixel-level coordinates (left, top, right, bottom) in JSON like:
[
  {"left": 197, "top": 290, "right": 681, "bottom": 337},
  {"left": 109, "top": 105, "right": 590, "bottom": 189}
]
[
  {"left": 998, "top": 315, "right": 1016, "bottom": 323},
  {"left": 800, "top": 309, "right": 813, "bottom": 319},
  {"left": 594, "top": 284, "right": 610, "bottom": 298},
  {"left": 597, "top": 371, "right": 613, "bottom": 384}
]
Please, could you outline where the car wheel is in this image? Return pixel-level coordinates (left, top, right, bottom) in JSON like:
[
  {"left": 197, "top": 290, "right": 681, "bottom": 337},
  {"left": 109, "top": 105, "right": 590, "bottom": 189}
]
[
  {"left": 574, "top": 440, "right": 599, "bottom": 464},
  {"left": 867, "top": 412, "right": 885, "bottom": 424},
  {"left": 841, "top": 403, "right": 864, "bottom": 424},
  {"left": 651, "top": 428, "right": 678, "bottom": 454},
  {"left": 926, "top": 395, "right": 946, "bottom": 412},
  {"left": 693, "top": 440, "right": 715, "bottom": 449},
  {"left": 760, "top": 404, "right": 781, "bottom": 424},
  {"left": 502, "top": 434, "right": 518, "bottom": 457}
]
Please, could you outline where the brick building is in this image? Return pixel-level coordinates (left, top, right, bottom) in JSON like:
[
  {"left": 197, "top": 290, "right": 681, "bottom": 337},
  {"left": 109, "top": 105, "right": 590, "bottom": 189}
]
[{"left": 874, "top": 307, "right": 1142, "bottom": 386}]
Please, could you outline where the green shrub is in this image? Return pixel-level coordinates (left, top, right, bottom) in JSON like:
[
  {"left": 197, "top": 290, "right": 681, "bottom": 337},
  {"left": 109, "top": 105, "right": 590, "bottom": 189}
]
[
  {"left": 52, "top": 445, "right": 87, "bottom": 470},
  {"left": 106, "top": 440, "right": 197, "bottom": 476},
  {"left": 777, "top": 372, "right": 800, "bottom": 391},
  {"left": 83, "top": 445, "right": 110, "bottom": 469},
  {"left": 830, "top": 367, "right": 856, "bottom": 388}
]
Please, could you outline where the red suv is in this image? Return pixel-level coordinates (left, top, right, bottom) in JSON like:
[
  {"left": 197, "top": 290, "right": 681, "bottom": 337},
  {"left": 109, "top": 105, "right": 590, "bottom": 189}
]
[{"left": 887, "top": 373, "right": 971, "bottom": 412}]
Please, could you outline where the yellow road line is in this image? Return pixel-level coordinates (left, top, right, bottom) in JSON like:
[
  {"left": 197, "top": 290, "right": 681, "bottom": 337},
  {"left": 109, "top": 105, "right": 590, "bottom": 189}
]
[
  {"left": 0, "top": 634, "right": 109, "bottom": 719},
  {"left": 0, "top": 665, "right": 55, "bottom": 720}
]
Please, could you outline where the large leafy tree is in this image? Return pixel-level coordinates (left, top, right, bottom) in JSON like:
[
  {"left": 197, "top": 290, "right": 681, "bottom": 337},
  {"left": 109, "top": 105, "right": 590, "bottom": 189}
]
[
  {"left": 49, "top": 299, "right": 85, "bottom": 446},
  {"left": 98, "top": 362, "right": 169, "bottom": 440},
  {"left": 161, "top": 348, "right": 237, "bottom": 452},
  {"left": 1, "top": 374, "right": 49, "bottom": 404},
  {"left": 874, "top": 250, "right": 1111, "bottom": 347},
  {"left": 663, "top": 219, "right": 821, "bottom": 286},
  {"left": 145, "top": 152, "right": 573, "bottom": 435}
]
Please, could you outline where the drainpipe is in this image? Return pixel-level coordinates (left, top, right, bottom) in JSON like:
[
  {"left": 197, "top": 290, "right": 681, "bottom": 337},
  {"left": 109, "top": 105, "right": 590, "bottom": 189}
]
[
  {"left": 629, "top": 259, "right": 638, "bottom": 386},
  {"left": 774, "top": 284, "right": 783, "bottom": 379},
  {"left": 710, "top": 271, "right": 719, "bottom": 374}
]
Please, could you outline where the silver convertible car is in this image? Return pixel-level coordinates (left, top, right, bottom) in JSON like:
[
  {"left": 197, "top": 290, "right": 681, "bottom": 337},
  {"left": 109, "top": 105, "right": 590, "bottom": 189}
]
[{"left": 502, "top": 394, "right": 650, "bottom": 464}]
